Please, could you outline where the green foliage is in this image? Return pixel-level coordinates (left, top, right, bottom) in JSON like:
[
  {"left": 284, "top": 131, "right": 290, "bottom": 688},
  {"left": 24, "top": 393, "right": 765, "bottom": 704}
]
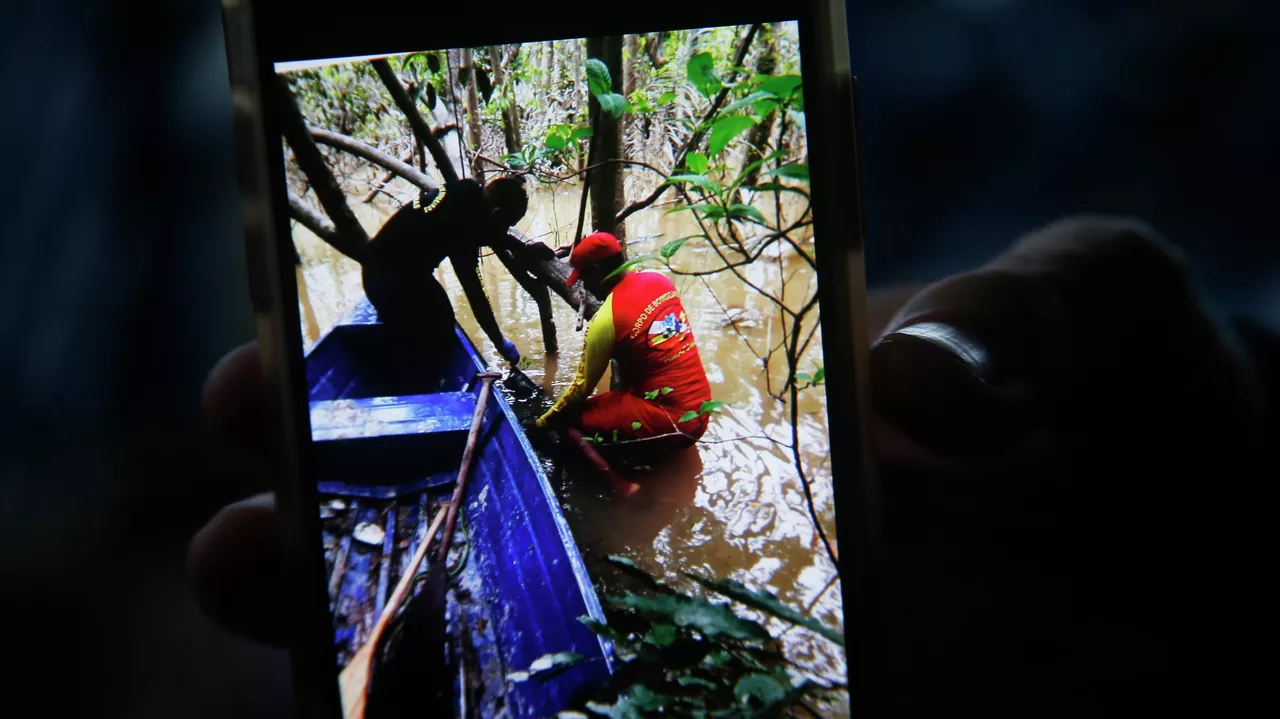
[
  {"left": 699, "top": 400, "right": 726, "bottom": 415},
  {"left": 602, "top": 254, "right": 657, "bottom": 282},
  {"left": 684, "top": 572, "right": 845, "bottom": 647},
  {"left": 707, "top": 115, "right": 756, "bottom": 158},
  {"left": 656, "top": 91, "right": 678, "bottom": 106},
  {"left": 726, "top": 204, "right": 766, "bottom": 224},
  {"left": 631, "top": 421, "right": 643, "bottom": 431},
  {"left": 585, "top": 58, "right": 613, "bottom": 97},
  {"left": 720, "top": 90, "right": 776, "bottom": 115},
  {"left": 664, "top": 174, "right": 721, "bottom": 191},
  {"left": 597, "top": 93, "right": 629, "bottom": 119},
  {"left": 570, "top": 126, "right": 595, "bottom": 143},
  {"left": 661, "top": 387, "right": 674, "bottom": 395},
  {"left": 563, "top": 556, "right": 838, "bottom": 719},
  {"left": 506, "top": 651, "right": 584, "bottom": 683},
  {"left": 757, "top": 74, "right": 802, "bottom": 102},
  {"left": 678, "top": 410, "right": 700, "bottom": 424},
  {"left": 644, "top": 390, "right": 660, "bottom": 400},
  {"left": 686, "top": 52, "right": 722, "bottom": 99},
  {"left": 685, "top": 152, "right": 709, "bottom": 175},
  {"left": 764, "top": 164, "right": 809, "bottom": 182}
]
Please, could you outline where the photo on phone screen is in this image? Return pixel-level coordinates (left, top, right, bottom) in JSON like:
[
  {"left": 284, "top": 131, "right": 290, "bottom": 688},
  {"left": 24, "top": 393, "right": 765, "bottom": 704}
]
[{"left": 275, "top": 20, "right": 846, "bottom": 718}]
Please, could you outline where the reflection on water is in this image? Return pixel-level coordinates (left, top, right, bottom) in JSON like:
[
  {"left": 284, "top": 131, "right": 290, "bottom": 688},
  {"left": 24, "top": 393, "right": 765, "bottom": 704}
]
[{"left": 294, "top": 183, "right": 845, "bottom": 705}]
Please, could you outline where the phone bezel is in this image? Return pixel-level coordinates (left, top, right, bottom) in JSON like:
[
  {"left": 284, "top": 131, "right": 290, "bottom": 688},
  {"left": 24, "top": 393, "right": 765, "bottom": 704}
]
[{"left": 223, "top": 1, "right": 882, "bottom": 715}]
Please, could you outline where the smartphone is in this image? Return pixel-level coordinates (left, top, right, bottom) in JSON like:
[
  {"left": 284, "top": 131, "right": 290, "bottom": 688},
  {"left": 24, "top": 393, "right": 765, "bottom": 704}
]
[{"left": 223, "top": 1, "right": 878, "bottom": 716}]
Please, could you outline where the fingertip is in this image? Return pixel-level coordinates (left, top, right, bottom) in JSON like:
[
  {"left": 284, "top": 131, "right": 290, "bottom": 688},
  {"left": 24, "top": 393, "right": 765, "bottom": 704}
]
[
  {"left": 203, "top": 342, "right": 268, "bottom": 454},
  {"left": 188, "top": 493, "right": 295, "bottom": 647}
]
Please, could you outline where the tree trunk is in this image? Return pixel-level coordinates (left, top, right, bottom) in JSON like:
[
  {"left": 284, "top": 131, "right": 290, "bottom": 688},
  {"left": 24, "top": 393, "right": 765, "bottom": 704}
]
[
  {"left": 370, "top": 59, "right": 458, "bottom": 184},
  {"left": 274, "top": 76, "right": 368, "bottom": 261},
  {"left": 571, "top": 39, "right": 586, "bottom": 170},
  {"left": 459, "top": 49, "right": 486, "bottom": 182},
  {"left": 742, "top": 26, "right": 779, "bottom": 189},
  {"left": 542, "top": 41, "right": 554, "bottom": 84},
  {"left": 488, "top": 45, "right": 523, "bottom": 155},
  {"left": 646, "top": 31, "right": 668, "bottom": 68},
  {"left": 586, "top": 36, "right": 625, "bottom": 244},
  {"left": 622, "top": 34, "right": 639, "bottom": 160}
]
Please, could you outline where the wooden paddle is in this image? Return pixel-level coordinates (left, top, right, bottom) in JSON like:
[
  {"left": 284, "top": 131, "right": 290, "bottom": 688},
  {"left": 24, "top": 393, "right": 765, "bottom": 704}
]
[
  {"left": 339, "top": 504, "right": 448, "bottom": 719},
  {"left": 339, "top": 370, "right": 502, "bottom": 719}
]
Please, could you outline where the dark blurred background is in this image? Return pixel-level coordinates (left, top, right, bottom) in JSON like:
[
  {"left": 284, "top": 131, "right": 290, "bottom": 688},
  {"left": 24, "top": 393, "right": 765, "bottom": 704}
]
[{"left": 0, "top": 0, "right": 1274, "bottom": 716}]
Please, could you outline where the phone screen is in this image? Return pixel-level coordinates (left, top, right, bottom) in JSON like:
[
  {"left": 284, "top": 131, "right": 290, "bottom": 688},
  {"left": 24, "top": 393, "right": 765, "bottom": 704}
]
[{"left": 274, "top": 19, "right": 851, "bottom": 719}]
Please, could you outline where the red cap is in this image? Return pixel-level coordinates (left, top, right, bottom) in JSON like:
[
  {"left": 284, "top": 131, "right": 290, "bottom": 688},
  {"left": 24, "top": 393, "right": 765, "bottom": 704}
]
[{"left": 565, "top": 232, "right": 623, "bottom": 287}]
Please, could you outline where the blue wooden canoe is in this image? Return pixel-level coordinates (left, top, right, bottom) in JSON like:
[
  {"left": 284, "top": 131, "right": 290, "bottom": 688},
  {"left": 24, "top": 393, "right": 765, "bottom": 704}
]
[{"left": 307, "top": 299, "right": 613, "bottom": 717}]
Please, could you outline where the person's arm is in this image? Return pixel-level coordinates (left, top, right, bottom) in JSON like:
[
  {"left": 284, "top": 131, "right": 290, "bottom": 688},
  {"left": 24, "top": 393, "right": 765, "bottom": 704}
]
[
  {"left": 450, "top": 249, "right": 509, "bottom": 355},
  {"left": 537, "top": 294, "right": 616, "bottom": 427}
]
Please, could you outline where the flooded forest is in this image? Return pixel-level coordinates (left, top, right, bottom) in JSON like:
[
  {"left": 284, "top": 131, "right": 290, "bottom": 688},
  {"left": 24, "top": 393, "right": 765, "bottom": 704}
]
[{"left": 281, "top": 22, "right": 847, "bottom": 717}]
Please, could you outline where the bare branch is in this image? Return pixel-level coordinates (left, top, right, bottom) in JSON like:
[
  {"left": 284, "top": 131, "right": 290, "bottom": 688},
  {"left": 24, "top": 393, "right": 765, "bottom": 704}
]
[
  {"left": 309, "top": 127, "right": 438, "bottom": 194},
  {"left": 371, "top": 58, "right": 460, "bottom": 183},
  {"left": 288, "top": 193, "right": 339, "bottom": 246},
  {"left": 274, "top": 76, "right": 368, "bottom": 261}
]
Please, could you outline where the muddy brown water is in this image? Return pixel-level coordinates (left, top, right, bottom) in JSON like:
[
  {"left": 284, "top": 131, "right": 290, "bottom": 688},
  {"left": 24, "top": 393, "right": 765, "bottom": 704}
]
[{"left": 295, "top": 183, "right": 847, "bottom": 710}]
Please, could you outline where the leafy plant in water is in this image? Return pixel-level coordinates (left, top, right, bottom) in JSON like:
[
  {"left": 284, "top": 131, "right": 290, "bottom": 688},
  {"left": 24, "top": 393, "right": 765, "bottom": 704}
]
[{"left": 548, "top": 556, "right": 841, "bottom": 718}]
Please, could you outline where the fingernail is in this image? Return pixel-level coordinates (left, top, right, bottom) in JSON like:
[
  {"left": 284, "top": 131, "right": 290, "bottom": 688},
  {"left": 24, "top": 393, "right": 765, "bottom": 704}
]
[{"left": 871, "top": 322, "right": 1028, "bottom": 457}]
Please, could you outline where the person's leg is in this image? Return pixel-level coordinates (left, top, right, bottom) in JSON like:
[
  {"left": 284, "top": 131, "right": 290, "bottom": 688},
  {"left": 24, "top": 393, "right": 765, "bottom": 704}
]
[{"left": 577, "top": 391, "right": 699, "bottom": 447}]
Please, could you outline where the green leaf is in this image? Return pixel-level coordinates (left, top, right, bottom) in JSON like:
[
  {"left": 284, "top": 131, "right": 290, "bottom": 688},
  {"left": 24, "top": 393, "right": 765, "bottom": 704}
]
[
  {"left": 813, "top": 366, "right": 825, "bottom": 383},
  {"left": 678, "top": 411, "right": 700, "bottom": 424},
  {"left": 661, "top": 387, "right": 674, "bottom": 395},
  {"left": 795, "top": 372, "right": 811, "bottom": 383},
  {"left": 631, "top": 421, "right": 643, "bottom": 430},
  {"left": 685, "top": 152, "right": 709, "bottom": 175},
  {"left": 734, "top": 674, "right": 787, "bottom": 706},
  {"left": 569, "top": 126, "right": 594, "bottom": 143},
  {"left": 659, "top": 236, "right": 695, "bottom": 262},
  {"left": 764, "top": 163, "right": 810, "bottom": 182},
  {"left": 605, "top": 555, "right": 673, "bottom": 593},
  {"left": 721, "top": 90, "right": 777, "bottom": 115},
  {"left": 612, "top": 430, "right": 619, "bottom": 442},
  {"left": 644, "top": 390, "right": 660, "bottom": 400},
  {"left": 726, "top": 204, "right": 766, "bottom": 224},
  {"left": 545, "top": 134, "right": 568, "bottom": 151},
  {"left": 664, "top": 173, "right": 720, "bottom": 190},
  {"left": 758, "top": 74, "right": 803, "bottom": 101},
  {"left": 683, "top": 572, "right": 846, "bottom": 647},
  {"left": 666, "top": 203, "right": 727, "bottom": 220},
  {"left": 753, "top": 97, "right": 781, "bottom": 116},
  {"left": 677, "top": 675, "right": 720, "bottom": 690},
  {"left": 578, "top": 615, "right": 630, "bottom": 643},
  {"left": 585, "top": 58, "right": 612, "bottom": 97},
  {"left": 707, "top": 115, "right": 756, "bottom": 158},
  {"left": 507, "top": 651, "right": 584, "bottom": 682},
  {"left": 686, "top": 52, "right": 721, "bottom": 99},
  {"left": 699, "top": 400, "right": 726, "bottom": 415},
  {"left": 657, "top": 90, "right": 678, "bottom": 106},
  {"left": 597, "top": 92, "right": 628, "bottom": 119},
  {"left": 602, "top": 254, "right": 655, "bottom": 282},
  {"left": 609, "top": 593, "right": 771, "bottom": 642},
  {"left": 501, "top": 153, "right": 528, "bottom": 169},
  {"left": 644, "top": 624, "right": 677, "bottom": 646}
]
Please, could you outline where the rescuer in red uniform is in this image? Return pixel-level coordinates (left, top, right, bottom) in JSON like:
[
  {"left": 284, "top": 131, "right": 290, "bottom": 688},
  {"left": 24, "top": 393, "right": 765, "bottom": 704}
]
[{"left": 535, "top": 232, "right": 713, "bottom": 448}]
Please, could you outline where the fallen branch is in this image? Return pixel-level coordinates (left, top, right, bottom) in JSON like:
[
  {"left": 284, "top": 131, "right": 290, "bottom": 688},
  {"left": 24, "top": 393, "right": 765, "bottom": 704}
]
[
  {"left": 274, "top": 76, "right": 368, "bottom": 261},
  {"left": 309, "top": 126, "right": 437, "bottom": 194},
  {"left": 361, "top": 146, "right": 415, "bottom": 203},
  {"left": 371, "top": 58, "right": 459, "bottom": 184},
  {"left": 288, "top": 193, "right": 340, "bottom": 246}
]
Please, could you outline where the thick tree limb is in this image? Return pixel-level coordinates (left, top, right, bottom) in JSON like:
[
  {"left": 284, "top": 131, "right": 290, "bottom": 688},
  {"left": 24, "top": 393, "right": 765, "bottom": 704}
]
[
  {"left": 371, "top": 58, "right": 459, "bottom": 184},
  {"left": 309, "top": 126, "right": 438, "bottom": 194},
  {"left": 275, "top": 76, "right": 368, "bottom": 261},
  {"left": 616, "top": 24, "right": 762, "bottom": 225},
  {"left": 288, "top": 193, "right": 340, "bottom": 246},
  {"left": 646, "top": 32, "right": 669, "bottom": 68},
  {"left": 492, "top": 247, "right": 558, "bottom": 354},
  {"left": 506, "top": 232, "right": 601, "bottom": 319},
  {"left": 362, "top": 146, "right": 416, "bottom": 203}
]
